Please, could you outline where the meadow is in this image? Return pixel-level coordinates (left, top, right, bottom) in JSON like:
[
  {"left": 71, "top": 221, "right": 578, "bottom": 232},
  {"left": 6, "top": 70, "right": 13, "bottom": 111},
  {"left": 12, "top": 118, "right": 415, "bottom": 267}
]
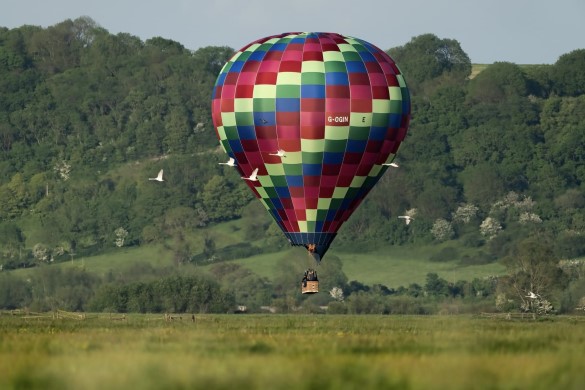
[
  {"left": 1, "top": 313, "right": 584, "bottom": 390},
  {"left": 12, "top": 236, "right": 508, "bottom": 289}
]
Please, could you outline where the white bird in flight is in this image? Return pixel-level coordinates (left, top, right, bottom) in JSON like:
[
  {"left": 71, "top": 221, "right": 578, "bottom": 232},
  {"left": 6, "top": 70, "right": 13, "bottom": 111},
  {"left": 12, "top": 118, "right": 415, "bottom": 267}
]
[
  {"left": 526, "top": 291, "right": 539, "bottom": 299},
  {"left": 242, "top": 168, "right": 259, "bottom": 182},
  {"left": 219, "top": 157, "right": 237, "bottom": 167},
  {"left": 382, "top": 162, "right": 399, "bottom": 168},
  {"left": 398, "top": 215, "right": 413, "bottom": 225},
  {"left": 269, "top": 149, "right": 286, "bottom": 157},
  {"left": 149, "top": 169, "right": 164, "bottom": 182}
]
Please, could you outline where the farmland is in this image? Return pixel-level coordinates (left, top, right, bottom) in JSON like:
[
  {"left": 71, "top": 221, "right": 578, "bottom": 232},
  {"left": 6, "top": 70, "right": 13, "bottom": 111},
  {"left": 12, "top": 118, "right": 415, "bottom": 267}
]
[{"left": 1, "top": 313, "right": 584, "bottom": 389}]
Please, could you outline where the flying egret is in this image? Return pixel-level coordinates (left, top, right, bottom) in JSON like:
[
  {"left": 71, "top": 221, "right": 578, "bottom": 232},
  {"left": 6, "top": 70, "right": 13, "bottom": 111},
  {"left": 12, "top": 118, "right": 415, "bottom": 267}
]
[
  {"left": 269, "top": 149, "right": 286, "bottom": 157},
  {"left": 242, "top": 168, "right": 259, "bottom": 182},
  {"left": 149, "top": 169, "right": 164, "bottom": 182},
  {"left": 398, "top": 215, "right": 413, "bottom": 225},
  {"left": 219, "top": 157, "right": 237, "bottom": 167},
  {"left": 382, "top": 162, "right": 399, "bottom": 168}
]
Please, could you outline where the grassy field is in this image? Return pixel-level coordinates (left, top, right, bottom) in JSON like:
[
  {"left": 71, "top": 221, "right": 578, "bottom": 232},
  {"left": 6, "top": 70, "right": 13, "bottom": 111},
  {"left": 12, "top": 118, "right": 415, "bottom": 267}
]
[
  {"left": 12, "top": 238, "right": 508, "bottom": 288},
  {"left": 231, "top": 245, "right": 507, "bottom": 286},
  {"left": 12, "top": 199, "right": 509, "bottom": 287},
  {"left": 469, "top": 64, "right": 489, "bottom": 79},
  {"left": 1, "top": 314, "right": 584, "bottom": 390}
]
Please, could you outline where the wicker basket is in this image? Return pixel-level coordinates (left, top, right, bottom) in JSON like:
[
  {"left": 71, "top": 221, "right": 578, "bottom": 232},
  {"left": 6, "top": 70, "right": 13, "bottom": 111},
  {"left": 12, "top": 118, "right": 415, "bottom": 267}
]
[{"left": 301, "top": 280, "right": 319, "bottom": 294}]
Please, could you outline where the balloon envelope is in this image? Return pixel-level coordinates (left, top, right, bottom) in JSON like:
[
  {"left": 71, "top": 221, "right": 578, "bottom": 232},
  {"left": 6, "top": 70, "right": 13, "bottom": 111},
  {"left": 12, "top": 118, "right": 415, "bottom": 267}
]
[{"left": 211, "top": 32, "right": 410, "bottom": 260}]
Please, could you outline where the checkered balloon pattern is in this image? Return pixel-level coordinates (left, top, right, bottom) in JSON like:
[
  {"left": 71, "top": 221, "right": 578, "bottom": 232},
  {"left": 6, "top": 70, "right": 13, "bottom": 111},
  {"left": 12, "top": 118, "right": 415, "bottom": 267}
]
[{"left": 212, "top": 32, "right": 410, "bottom": 260}]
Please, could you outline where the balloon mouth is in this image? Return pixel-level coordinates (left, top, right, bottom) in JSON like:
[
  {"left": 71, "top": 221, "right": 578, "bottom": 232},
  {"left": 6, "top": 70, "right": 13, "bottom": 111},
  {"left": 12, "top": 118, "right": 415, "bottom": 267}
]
[
  {"left": 305, "top": 244, "right": 326, "bottom": 263},
  {"left": 283, "top": 232, "right": 336, "bottom": 262}
]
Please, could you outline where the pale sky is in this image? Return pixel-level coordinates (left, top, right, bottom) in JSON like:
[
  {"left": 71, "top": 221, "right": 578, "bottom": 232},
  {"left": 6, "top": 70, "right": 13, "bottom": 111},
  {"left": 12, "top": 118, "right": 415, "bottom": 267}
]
[{"left": 1, "top": 0, "right": 584, "bottom": 64}]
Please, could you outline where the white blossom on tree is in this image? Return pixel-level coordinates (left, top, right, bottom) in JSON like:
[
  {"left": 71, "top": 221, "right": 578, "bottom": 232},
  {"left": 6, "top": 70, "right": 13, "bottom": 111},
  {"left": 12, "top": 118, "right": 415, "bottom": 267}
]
[
  {"left": 431, "top": 218, "right": 454, "bottom": 241},
  {"left": 559, "top": 259, "right": 585, "bottom": 280},
  {"left": 196, "top": 206, "right": 209, "bottom": 227},
  {"left": 519, "top": 212, "right": 542, "bottom": 224},
  {"left": 495, "top": 293, "right": 509, "bottom": 311},
  {"left": 32, "top": 243, "right": 49, "bottom": 263},
  {"left": 491, "top": 192, "right": 536, "bottom": 213},
  {"left": 53, "top": 160, "right": 71, "bottom": 181},
  {"left": 480, "top": 217, "right": 502, "bottom": 240},
  {"left": 452, "top": 203, "right": 479, "bottom": 224},
  {"left": 329, "top": 287, "right": 344, "bottom": 302},
  {"left": 521, "top": 294, "right": 555, "bottom": 315},
  {"left": 537, "top": 299, "right": 554, "bottom": 315},
  {"left": 53, "top": 246, "right": 65, "bottom": 257},
  {"left": 114, "top": 227, "right": 129, "bottom": 247},
  {"left": 514, "top": 195, "right": 536, "bottom": 210}
]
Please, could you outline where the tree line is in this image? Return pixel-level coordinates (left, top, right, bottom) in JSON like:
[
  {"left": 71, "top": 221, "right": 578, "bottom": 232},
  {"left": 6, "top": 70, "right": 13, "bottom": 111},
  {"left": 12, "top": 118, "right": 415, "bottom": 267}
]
[{"left": 1, "top": 250, "right": 582, "bottom": 315}]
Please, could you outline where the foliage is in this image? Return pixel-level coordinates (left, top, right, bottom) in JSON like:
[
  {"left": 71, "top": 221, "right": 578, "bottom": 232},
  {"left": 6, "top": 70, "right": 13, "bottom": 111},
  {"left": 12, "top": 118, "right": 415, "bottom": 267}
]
[
  {"left": 88, "top": 274, "right": 234, "bottom": 313},
  {"left": 388, "top": 33, "right": 471, "bottom": 95},
  {"left": 0, "top": 20, "right": 585, "bottom": 313},
  {"left": 479, "top": 217, "right": 502, "bottom": 240},
  {"left": 431, "top": 218, "right": 454, "bottom": 241}
]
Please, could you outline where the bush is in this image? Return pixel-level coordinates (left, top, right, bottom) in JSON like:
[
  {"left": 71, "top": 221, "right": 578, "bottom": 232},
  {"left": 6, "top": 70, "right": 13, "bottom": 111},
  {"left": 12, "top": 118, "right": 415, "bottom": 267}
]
[
  {"left": 461, "top": 232, "right": 485, "bottom": 247},
  {"left": 387, "top": 296, "right": 431, "bottom": 314},
  {"left": 429, "top": 246, "right": 459, "bottom": 262},
  {"left": 327, "top": 301, "right": 348, "bottom": 314},
  {"left": 554, "top": 232, "right": 585, "bottom": 259},
  {"left": 191, "top": 242, "right": 262, "bottom": 264},
  {"left": 459, "top": 251, "right": 497, "bottom": 265},
  {"left": 218, "top": 243, "right": 262, "bottom": 260},
  {"left": 0, "top": 273, "right": 32, "bottom": 309}
]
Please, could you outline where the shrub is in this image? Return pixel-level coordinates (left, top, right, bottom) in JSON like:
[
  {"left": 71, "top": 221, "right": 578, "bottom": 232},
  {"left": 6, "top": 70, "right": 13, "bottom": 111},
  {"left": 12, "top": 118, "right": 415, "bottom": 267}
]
[
  {"left": 459, "top": 251, "right": 497, "bottom": 265},
  {"left": 429, "top": 246, "right": 459, "bottom": 262}
]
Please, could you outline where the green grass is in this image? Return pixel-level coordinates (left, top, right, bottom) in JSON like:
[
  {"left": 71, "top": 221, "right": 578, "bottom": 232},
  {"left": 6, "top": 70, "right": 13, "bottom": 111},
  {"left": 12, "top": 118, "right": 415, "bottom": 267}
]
[
  {"left": 1, "top": 314, "right": 584, "bottom": 390},
  {"left": 13, "top": 244, "right": 176, "bottom": 278},
  {"left": 336, "top": 248, "right": 506, "bottom": 286},
  {"left": 470, "top": 64, "right": 489, "bottom": 79},
  {"left": 12, "top": 233, "right": 507, "bottom": 288},
  {"left": 11, "top": 213, "right": 508, "bottom": 288},
  {"left": 230, "top": 245, "right": 507, "bottom": 287},
  {"left": 470, "top": 63, "right": 549, "bottom": 80}
]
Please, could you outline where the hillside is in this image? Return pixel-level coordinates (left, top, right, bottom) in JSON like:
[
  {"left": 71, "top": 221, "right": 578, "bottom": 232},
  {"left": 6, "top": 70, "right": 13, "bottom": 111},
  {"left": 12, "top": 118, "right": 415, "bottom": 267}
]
[{"left": 1, "top": 19, "right": 585, "bottom": 313}]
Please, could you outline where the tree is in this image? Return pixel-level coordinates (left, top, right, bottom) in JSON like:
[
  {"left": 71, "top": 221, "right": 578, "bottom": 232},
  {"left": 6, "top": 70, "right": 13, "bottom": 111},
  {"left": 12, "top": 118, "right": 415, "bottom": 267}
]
[
  {"left": 209, "top": 263, "right": 272, "bottom": 310},
  {"left": 458, "top": 164, "right": 505, "bottom": 209},
  {"left": 0, "top": 173, "right": 27, "bottom": 220},
  {"left": 479, "top": 217, "right": 502, "bottom": 240},
  {"left": 28, "top": 267, "right": 99, "bottom": 311},
  {"left": 32, "top": 243, "right": 50, "bottom": 263},
  {"left": 202, "top": 234, "right": 216, "bottom": 260},
  {"left": 452, "top": 203, "right": 479, "bottom": 224},
  {"left": 424, "top": 273, "right": 451, "bottom": 297},
  {"left": 0, "top": 273, "right": 32, "bottom": 309},
  {"left": 467, "top": 62, "right": 529, "bottom": 103},
  {"left": 162, "top": 206, "right": 198, "bottom": 233},
  {"left": 414, "top": 182, "right": 459, "bottom": 220},
  {"left": 191, "top": 46, "right": 235, "bottom": 75},
  {"left": 388, "top": 33, "right": 471, "bottom": 94},
  {"left": 500, "top": 235, "right": 566, "bottom": 310},
  {"left": 0, "top": 222, "right": 25, "bottom": 262},
  {"left": 163, "top": 106, "right": 191, "bottom": 153},
  {"left": 551, "top": 49, "right": 585, "bottom": 96},
  {"left": 329, "top": 287, "right": 344, "bottom": 302},
  {"left": 431, "top": 219, "right": 454, "bottom": 242},
  {"left": 199, "top": 175, "right": 252, "bottom": 222},
  {"left": 114, "top": 227, "right": 128, "bottom": 247}
]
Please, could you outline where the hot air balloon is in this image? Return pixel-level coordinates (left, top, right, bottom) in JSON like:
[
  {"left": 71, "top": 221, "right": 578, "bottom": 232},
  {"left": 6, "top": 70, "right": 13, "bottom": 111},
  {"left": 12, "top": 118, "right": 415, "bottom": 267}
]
[{"left": 211, "top": 32, "right": 410, "bottom": 266}]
